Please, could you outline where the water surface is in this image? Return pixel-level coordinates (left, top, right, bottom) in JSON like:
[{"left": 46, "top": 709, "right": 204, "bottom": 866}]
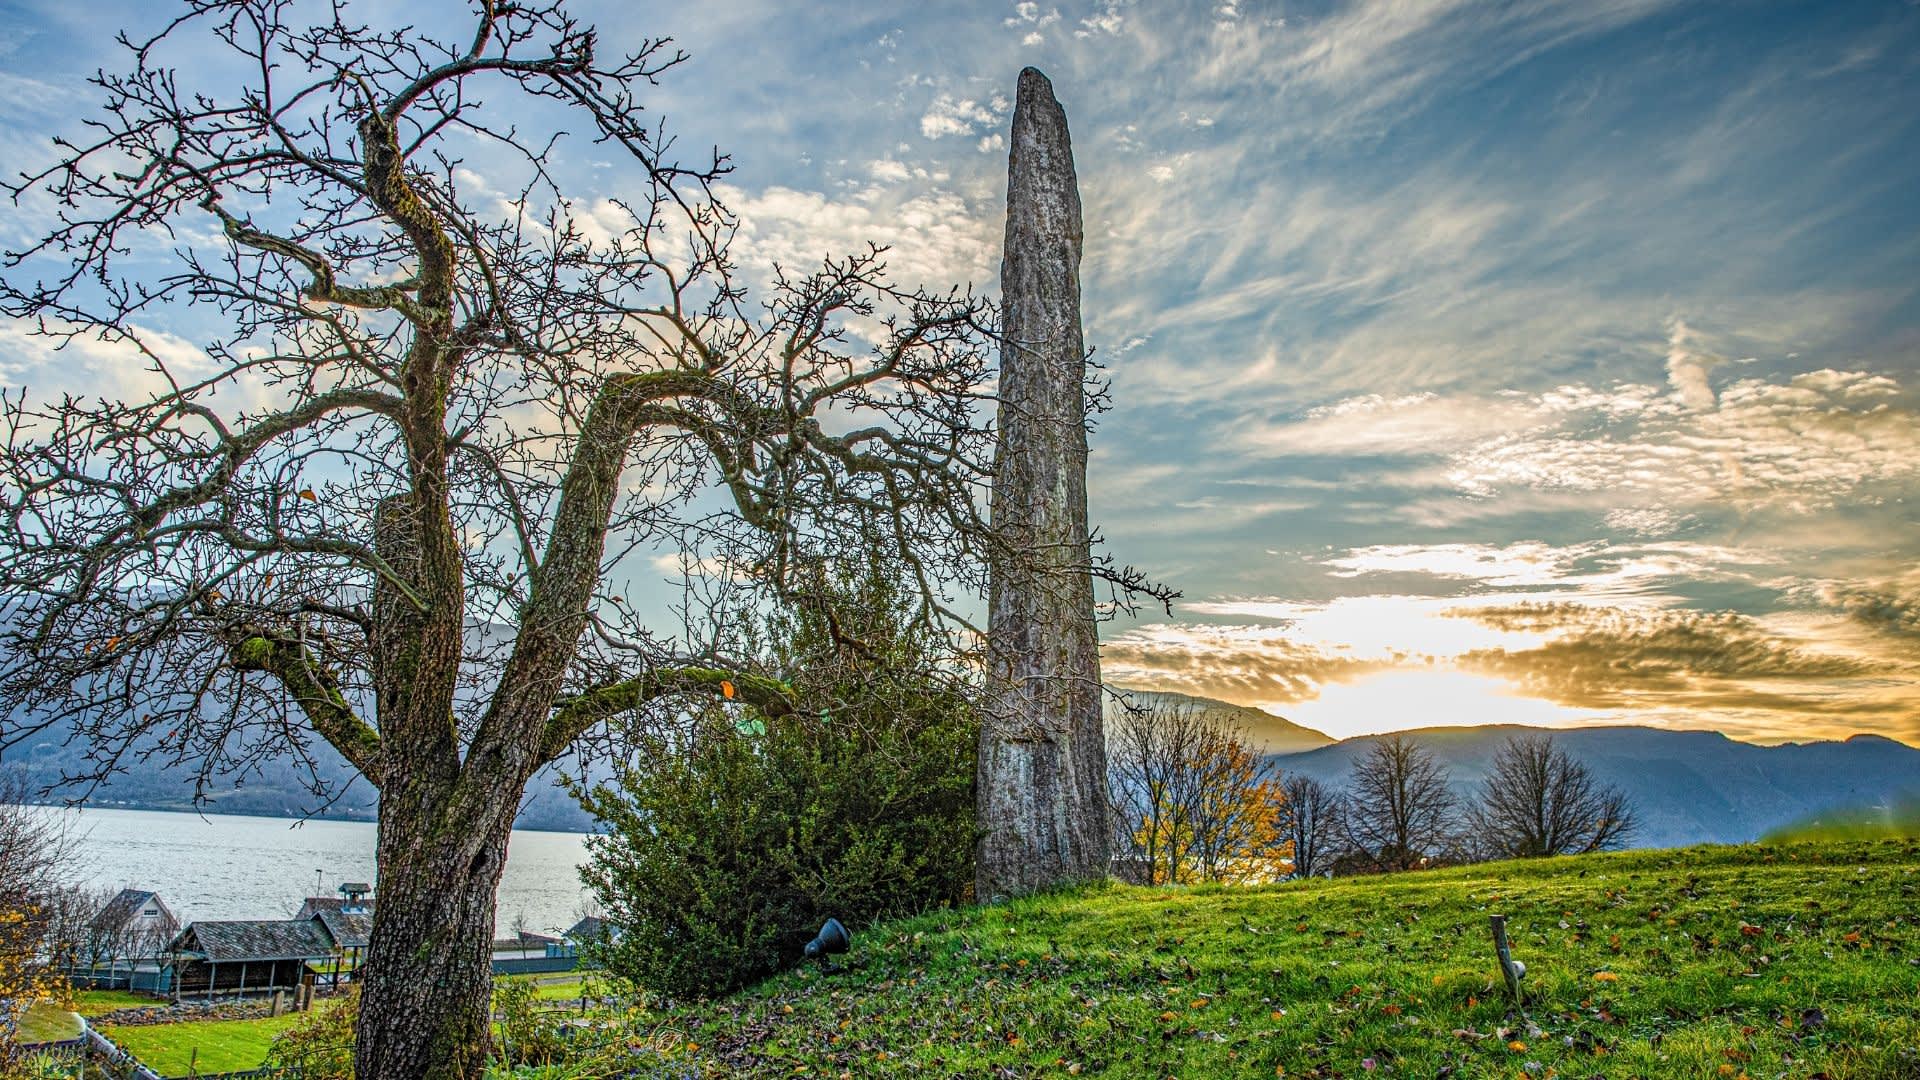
[{"left": 55, "top": 806, "right": 594, "bottom": 936}]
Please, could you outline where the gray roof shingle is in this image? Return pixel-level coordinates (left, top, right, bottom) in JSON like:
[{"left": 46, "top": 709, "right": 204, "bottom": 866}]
[
  {"left": 90, "top": 889, "right": 166, "bottom": 932},
  {"left": 171, "top": 920, "right": 336, "bottom": 962},
  {"left": 312, "top": 910, "right": 372, "bottom": 950}
]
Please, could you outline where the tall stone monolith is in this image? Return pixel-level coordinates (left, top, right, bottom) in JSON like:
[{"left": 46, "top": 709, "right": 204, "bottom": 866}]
[{"left": 977, "top": 67, "right": 1109, "bottom": 899}]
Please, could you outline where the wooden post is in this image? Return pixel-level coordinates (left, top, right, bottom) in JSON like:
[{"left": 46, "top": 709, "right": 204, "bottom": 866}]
[{"left": 1489, "top": 915, "right": 1526, "bottom": 1003}]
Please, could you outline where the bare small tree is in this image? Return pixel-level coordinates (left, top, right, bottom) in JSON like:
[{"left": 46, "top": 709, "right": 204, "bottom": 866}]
[
  {"left": 1277, "top": 773, "right": 1341, "bottom": 879},
  {"left": 1341, "top": 735, "right": 1458, "bottom": 872},
  {"left": 1106, "top": 701, "right": 1281, "bottom": 884},
  {"left": 1471, "top": 733, "right": 1636, "bottom": 857},
  {"left": 36, "top": 884, "right": 109, "bottom": 980},
  {"left": 1, "top": 772, "right": 76, "bottom": 1055},
  {"left": 1107, "top": 701, "right": 1201, "bottom": 884}
]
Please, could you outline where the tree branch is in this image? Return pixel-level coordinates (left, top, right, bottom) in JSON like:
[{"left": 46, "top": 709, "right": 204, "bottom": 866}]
[{"left": 228, "top": 628, "right": 383, "bottom": 781}]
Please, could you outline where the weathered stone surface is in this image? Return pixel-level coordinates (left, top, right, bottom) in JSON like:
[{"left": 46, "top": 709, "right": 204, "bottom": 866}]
[{"left": 977, "top": 67, "right": 1109, "bottom": 899}]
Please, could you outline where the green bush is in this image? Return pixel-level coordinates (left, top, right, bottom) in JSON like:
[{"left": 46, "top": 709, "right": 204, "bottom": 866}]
[
  {"left": 578, "top": 567, "right": 976, "bottom": 1000},
  {"left": 263, "top": 988, "right": 356, "bottom": 1080}
]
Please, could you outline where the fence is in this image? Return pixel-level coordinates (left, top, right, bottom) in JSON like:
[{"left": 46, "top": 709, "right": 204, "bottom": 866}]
[
  {"left": 85, "top": 1028, "right": 163, "bottom": 1080},
  {"left": 490, "top": 956, "right": 580, "bottom": 976}
]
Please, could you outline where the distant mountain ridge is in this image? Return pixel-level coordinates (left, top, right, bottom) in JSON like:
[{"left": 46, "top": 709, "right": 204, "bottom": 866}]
[
  {"left": 1105, "top": 687, "right": 1335, "bottom": 754},
  {"left": 15, "top": 678, "right": 1918, "bottom": 848},
  {"left": 2, "top": 718, "right": 597, "bottom": 832},
  {"left": 1269, "top": 723, "right": 1920, "bottom": 849}
]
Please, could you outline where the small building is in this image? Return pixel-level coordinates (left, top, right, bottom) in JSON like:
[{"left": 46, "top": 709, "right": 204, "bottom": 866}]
[
  {"left": 492, "top": 930, "right": 562, "bottom": 962},
  {"left": 309, "top": 909, "right": 372, "bottom": 988},
  {"left": 90, "top": 889, "right": 179, "bottom": 947},
  {"left": 295, "top": 881, "right": 374, "bottom": 921},
  {"left": 548, "top": 916, "right": 614, "bottom": 959},
  {"left": 168, "top": 920, "right": 335, "bottom": 1000},
  {"left": 72, "top": 888, "right": 179, "bottom": 989}
]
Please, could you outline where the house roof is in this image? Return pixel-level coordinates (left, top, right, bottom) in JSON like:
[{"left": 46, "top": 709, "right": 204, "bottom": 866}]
[
  {"left": 171, "top": 920, "right": 336, "bottom": 962},
  {"left": 565, "top": 916, "right": 611, "bottom": 942},
  {"left": 311, "top": 910, "right": 372, "bottom": 950},
  {"left": 491, "top": 931, "right": 561, "bottom": 950},
  {"left": 295, "top": 896, "right": 374, "bottom": 921},
  {"left": 90, "top": 889, "right": 174, "bottom": 933}
]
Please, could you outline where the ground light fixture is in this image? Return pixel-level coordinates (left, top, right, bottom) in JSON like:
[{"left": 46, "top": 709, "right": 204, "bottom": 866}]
[{"left": 804, "top": 917, "right": 850, "bottom": 968}]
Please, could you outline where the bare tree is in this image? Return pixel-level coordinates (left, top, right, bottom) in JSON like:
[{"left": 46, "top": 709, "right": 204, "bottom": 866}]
[
  {"left": 1341, "top": 735, "right": 1458, "bottom": 872},
  {"left": 1106, "top": 701, "right": 1201, "bottom": 884},
  {"left": 1471, "top": 733, "right": 1636, "bottom": 857},
  {"left": 1, "top": 772, "right": 76, "bottom": 1055},
  {"left": 0, "top": 3, "right": 1139, "bottom": 1075},
  {"left": 1277, "top": 773, "right": 1341, "bottom": 879},
  {"left": 36, "top": 884, "right": 108, "bottom": 980},
  {"left": 1106, "top": 701, "right": 1281, "bottom": 884}
]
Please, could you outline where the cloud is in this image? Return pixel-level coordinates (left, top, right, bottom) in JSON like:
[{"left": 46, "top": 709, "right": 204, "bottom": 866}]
[
  {"left": 1664, "top": 317, "right": 1722, "bottom": 410},
  {"left": 1455, "top": 603, "right": 1913, "bottom": 717},
  {"left": 716, "top": 180, "right": 997, "bottom": 293},
  {"left": 918, "top": 94, "right": 1009, "bottom": 140},
  {"left": 1076, "top": 5, "right": 1125, "bottom": 38},
  {"left": 0, "top": 318, "right": 221, "bottom": 403},
  {"left": 1101, "top": 621, "right": 1393, "bottom": 706},
  {"left": 1325, "top": 541, "right": 1607, "bottom": 588},
  {"left": 1324, "top": 540, "right": 1782, "bottom": 595},
  {"left": 1238, "top": 392, "right": 1550, "bottom": 458},
  {"left": 1447, "top": 366, "right": 1920, "bottom": 511},
  {"left": 1793, "top": 573, "right": 1920, "bottom": 641}
]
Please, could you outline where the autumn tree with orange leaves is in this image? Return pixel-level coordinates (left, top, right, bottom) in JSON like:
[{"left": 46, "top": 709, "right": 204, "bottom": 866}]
[{"left": 1108, "top": 702, "right": 1291, "bottom": 884}]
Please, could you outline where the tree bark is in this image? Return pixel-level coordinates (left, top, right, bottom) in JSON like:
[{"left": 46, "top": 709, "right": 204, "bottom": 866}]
[
  {"left": 355, "top": 787, "right": 517, "bottom": 1080},
  {"left": 977, "top": 67, "right": 1109, "bottom": 899}
]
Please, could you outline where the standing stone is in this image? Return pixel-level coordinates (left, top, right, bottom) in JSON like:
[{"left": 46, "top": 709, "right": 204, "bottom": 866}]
[{"left": 977, "top": 67, "right": 1109, "bottom": 899}]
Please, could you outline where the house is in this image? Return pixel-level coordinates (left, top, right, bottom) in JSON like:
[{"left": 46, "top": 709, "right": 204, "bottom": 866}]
[
  {"left": 89, "top": 889, "right": 179, "bottom": 958},
  {"left": 547, "top": 916, "right": 615, "bottom": 959},
  {"left": 295, "top": 881, "right": 374, "bottom": 921},
  {"left": 167, "top": 920, "right": 335, "bottom": 999},
  {"left": 71, "top": 888, "right": 179, "bottom": 989},
  {"left": 308, "top": 909, "right": 373, "bottom": 988},
  {"left": 492, "top": 930, "right": 562, "bottom": 962}
]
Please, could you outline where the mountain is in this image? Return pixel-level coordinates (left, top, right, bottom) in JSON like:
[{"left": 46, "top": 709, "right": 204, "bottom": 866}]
[
  {"left": 1106, "top": 687, "right": 1335, "bottom": 754},
  {"left": 1268, "top": 724, "right": 1920, "bottom": 849},
  {"left": 2, "top": 716, "right": 598, "bottom": 832}
]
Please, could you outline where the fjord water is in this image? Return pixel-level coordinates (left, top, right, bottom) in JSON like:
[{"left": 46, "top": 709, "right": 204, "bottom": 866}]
[{"left": 58, "top": 806, "right": 593, "bottom": 936}]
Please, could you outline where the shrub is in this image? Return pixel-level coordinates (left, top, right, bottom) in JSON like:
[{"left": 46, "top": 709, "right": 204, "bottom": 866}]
[
  {"left": 578, "top": 565, "right": 976, "bottom": 999},
  {"left": 263, "top": 988, "right": 357, "bottom": 1080}
]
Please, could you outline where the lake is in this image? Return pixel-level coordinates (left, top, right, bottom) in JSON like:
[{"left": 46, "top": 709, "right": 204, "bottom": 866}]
[{"left": 54, "top": 806, "right": 596, "bottom": 937}]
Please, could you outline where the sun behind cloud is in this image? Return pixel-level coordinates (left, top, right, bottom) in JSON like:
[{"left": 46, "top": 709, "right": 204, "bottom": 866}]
[{"left": 1283, "top": 667, "right": 1610, "bottom": 742}]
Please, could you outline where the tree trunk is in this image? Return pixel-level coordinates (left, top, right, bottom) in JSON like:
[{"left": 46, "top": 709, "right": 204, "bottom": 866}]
[
  {"left": 353, "top": 778, "right": 518, "bottom": 1080},
  {"left": 978, "top": 67, "right": 1109, "bottom": 899}
]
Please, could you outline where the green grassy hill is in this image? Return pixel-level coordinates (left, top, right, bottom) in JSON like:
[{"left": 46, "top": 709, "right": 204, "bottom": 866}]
[{"left": 647, "top": 842, "right": 1919, "bottom": 1078}]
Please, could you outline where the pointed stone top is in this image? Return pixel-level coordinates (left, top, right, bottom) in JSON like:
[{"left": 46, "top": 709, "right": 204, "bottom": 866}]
[{"left": 1004, "top": 67, "right": 1080, "bottom": 259}]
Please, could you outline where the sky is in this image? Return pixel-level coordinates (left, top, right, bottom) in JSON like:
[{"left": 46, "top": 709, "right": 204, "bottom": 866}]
[{"left": 1, "top": 0, "right": 1916, "bottom": 746}]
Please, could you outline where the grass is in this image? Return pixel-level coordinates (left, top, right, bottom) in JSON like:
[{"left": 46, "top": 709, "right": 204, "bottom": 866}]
[
  {"left": 98, "top": 1013, "right": 305, "bottom": 1077},
  {"left": 14, "top": 1001, "right": 83, "bottom": 1044},
  {"left": 641, "top": 841, "right": 1919, "bottom": 1078},
  {"left": 1765, "top": 797, "right": 1920, "bottom": 844},
  {"left": 71, "top": 988, "right": 163, "bottom": 1016},
  {"left": 493, "top": 973, "right": 603, "bottom": 1003}
]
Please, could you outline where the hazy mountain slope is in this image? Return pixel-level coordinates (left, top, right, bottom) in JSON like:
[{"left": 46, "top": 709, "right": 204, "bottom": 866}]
[
  {"left": 1106, "top": 687, "right": 1335, "bottom": 754},
  {"left": 2, "top": 717, "right": 597, "bottom": 831},
  {"left": 1269, "top": 724, "right": 1920, "bottom": 848}
]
